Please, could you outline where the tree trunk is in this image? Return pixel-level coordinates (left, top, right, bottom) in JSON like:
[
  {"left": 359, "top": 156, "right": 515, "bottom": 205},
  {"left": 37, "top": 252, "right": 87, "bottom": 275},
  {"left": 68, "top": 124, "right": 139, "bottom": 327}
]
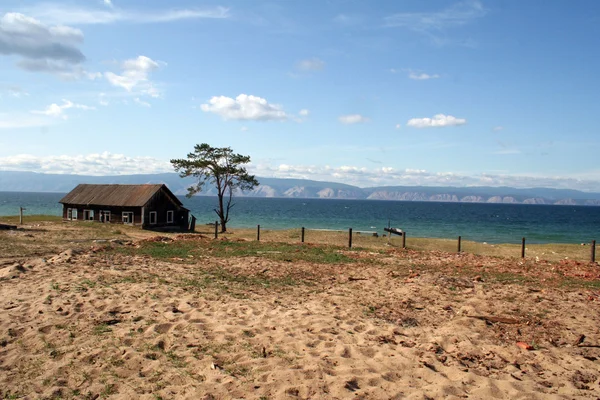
[{"left": 217, "top": 194, "right": 227, "bottom": 232}]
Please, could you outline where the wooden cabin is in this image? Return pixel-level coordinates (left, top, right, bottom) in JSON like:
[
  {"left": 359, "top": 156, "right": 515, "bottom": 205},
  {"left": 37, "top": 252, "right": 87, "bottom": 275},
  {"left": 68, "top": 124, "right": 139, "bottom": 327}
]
[{"left": 59, "top": 184, "right": 192, "bottom": 231}]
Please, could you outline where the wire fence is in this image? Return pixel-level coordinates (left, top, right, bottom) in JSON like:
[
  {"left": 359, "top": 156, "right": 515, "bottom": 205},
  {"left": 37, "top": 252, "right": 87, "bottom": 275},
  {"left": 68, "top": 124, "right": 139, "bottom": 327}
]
[{"left": 206, "top": 222, "right": 598, "bottom": 263}]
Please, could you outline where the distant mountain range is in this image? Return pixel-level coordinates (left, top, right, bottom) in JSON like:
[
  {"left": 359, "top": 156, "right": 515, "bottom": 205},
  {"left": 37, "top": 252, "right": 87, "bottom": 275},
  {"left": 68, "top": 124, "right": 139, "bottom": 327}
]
[{"left": 1, "top": 171, "right": 600, "bottom": 206}]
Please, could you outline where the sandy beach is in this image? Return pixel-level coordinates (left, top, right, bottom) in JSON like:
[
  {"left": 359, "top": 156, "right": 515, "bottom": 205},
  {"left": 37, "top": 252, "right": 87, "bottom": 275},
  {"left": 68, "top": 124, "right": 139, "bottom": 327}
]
[{"left": 1, "top": 220, "right": 599, "bottom": 399}]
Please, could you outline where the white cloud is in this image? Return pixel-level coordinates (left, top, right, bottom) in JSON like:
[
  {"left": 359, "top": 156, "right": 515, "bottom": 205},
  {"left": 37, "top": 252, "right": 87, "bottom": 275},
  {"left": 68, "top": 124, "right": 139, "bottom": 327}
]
[
  {"left": 103, "top": 0, "right": 114, "bottom": 8},
  {"left": 240, "top": 126, "right": 249, "bottom": 132},
  {"left": 407, "top": 114, "right": 466, "bottom": 128},
  {"left": 339, "top": 114, "right": 369, "bottom": 125},
  {"left": 299, "top": 109, "right": 310, "bottom": 117},
  {"left": 134, "top": 97, "right": 151, "bottom": 107},
  {"left": 493, "top": 126, "right": 504, "bottom": 132},
  {"left": 0, "top": 152, "right": 172, "bottom": 175},
  {"left": 408, "top": 71, "right": 440, "bottom": 80},
  {"left": 0, "top": 12, "right": 92, "bottom": 78},
  {"left": 105, "top": 55, "right": 161, "bottom": 96},
  {"left": 395, "top": 124, "right": 402, "bottom": 129},
  {"left": 21, "top": 4, "right": 230, "bottom": 25},
  {"left": 200, "top": 94, "right": 288, "bottom": 121},
  {"left": 296, "top": 57, "right": 325, "bottom": 72},
  {"left": 31, "top": 99, "right": 95, "bottom": 119}
]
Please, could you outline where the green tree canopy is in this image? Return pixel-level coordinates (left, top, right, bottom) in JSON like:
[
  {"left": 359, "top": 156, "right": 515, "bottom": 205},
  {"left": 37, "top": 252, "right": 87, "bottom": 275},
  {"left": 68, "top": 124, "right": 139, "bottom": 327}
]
[{"left": 171, "top": 143, "right": 259, "bottom": 232}]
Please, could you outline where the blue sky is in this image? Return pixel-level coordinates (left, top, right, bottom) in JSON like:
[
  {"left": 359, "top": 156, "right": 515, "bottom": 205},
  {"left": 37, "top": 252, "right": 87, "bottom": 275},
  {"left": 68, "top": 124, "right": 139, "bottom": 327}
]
[{"left": 1, "top": 0, "right": 599, "bottom": 190}]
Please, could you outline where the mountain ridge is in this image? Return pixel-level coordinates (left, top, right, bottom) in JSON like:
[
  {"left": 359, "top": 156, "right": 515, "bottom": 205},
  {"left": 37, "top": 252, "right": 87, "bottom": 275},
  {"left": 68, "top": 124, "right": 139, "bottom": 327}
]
[{"left": 1, "top": 171, "right": 599, "bottom": 206}]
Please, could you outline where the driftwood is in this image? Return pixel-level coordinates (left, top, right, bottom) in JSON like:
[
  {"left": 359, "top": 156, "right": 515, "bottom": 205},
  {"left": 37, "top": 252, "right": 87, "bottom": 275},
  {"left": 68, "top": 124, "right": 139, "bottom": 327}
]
[
  {"left": 574, "top": 334, "right": 600, "bottom": 347},
  {"left": 348, "top": 277, "right": 368, "bottom": 281}
]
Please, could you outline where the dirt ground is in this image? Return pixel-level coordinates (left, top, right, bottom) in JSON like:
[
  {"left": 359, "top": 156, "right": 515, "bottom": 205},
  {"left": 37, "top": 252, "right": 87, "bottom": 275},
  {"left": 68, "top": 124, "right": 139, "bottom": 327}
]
[{"left": 1, "top": 221, "right": 600, "bottom": 399}]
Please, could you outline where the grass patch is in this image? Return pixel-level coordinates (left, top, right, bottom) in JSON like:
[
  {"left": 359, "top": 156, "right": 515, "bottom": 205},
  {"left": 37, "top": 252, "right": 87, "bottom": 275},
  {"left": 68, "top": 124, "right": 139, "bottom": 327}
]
[
  {"left": 112, "top": 239, "right": 363, "bottom": 265},
  {"left": 113, "top": 241, "right": 197, "bottom": 260},
  {"left": 0, "top": 214, "right": 62, "bottom": 224},
  {"left": 75, "top": 278, "right": 97, "bottom": 292},
  {"left": 484, "top": 272, "right": 535, "bottom": 285},
  {"left": 204, "top": 240, "right": 361, "bottom": 264},
  {"left": 93, "top": 324, "right": 113, "bottom": 335},
  {"left": 560, "top": 278, "right": 600, "bottom": 289},
  {"left": 181, "top": 266, "right": 304, "bottom": 296}
]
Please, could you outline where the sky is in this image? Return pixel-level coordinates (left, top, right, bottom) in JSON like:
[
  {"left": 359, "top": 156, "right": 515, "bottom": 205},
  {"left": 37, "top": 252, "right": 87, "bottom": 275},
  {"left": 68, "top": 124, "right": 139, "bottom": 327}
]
[{"left": 1, "top": 0, "right": 599, "bottom": 191}]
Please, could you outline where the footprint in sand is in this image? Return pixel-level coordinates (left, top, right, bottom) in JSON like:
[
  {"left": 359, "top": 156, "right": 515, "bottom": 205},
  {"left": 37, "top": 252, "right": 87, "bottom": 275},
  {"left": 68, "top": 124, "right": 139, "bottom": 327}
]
[
  {"left": 341, "top": 346, "right": 352, "bottom": 358},
  {"left": 154, "top": 323, "right": 173, "bottom": 334},
  {"left": 38, "top": 324, "right": 53, "bottom": 334}
]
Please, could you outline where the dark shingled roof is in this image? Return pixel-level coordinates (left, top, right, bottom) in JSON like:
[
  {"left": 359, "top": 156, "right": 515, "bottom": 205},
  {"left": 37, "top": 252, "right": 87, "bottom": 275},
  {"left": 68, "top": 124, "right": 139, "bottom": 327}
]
[{"left": 59, "top": 184, "right": 185, "bottom": 208}]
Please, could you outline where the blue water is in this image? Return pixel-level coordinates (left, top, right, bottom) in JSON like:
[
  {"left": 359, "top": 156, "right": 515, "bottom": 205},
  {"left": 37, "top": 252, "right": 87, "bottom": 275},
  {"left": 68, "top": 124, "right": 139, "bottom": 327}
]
[{"left": 1, "top": 192, "right": 599, "bottom": 244}]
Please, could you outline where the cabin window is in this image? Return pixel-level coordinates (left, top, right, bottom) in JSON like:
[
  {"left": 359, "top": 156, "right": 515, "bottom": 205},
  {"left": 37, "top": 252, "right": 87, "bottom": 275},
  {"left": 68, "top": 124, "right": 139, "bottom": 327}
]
[
  {"left": 166, "top": 210, "right": 174, "bottom": 224},
  {"left": 149, "top": 211, "right": 157, "bottom": 225},
  {"left": 67, "top": 208, "right": 78, "bottom": 220},
  {"left": 83, "top": 210, "right": 94, "bottom": 221},
  {"left": 122, "top": 212, "right": 134, "bottom": 224},
  {"left": 100, "top": 210, "right": 111, "bottom": 223}
]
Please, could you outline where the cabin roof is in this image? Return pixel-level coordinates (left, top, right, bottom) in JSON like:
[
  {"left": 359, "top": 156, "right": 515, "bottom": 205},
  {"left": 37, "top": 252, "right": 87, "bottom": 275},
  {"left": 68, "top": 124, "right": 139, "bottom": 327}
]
[{"left": 59, "top": 184, "right": 185, "bottom": 208}]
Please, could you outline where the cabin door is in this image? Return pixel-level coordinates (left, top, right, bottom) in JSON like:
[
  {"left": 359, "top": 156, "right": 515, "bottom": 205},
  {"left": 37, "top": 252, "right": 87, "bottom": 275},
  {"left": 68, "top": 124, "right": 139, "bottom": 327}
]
[{"left": 83, "top": 210, "right": 94, "bottom": 221}]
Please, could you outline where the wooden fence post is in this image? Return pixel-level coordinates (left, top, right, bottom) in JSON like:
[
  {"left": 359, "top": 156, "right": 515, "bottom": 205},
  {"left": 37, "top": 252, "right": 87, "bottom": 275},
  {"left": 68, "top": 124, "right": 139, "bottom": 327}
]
[
  {"left": 301, "top": 227, "right": 305, "bottom": 243},
  {"left": 348, "top": 228, "right": 353, "bottom": 249},
  {"left": 402, "top": 232, "right": 406, "bottom": 249},
  {"left": 521, "top": 237, "right": 526, "bottom": 258},
  {"left": 457, "top": 236, "right": 462, "bottom": 253},
  {"left": 19, "top": 207, "right": 24, "bottom": 225},
  {"left": 591, "top": 240, "right": 596, "bottom": 263},
  {"left": 257, "top": 225, "right": 260, "bottom": 241},
  {"left": 214, "top": 221, "right": 218, "bottom": 239}
]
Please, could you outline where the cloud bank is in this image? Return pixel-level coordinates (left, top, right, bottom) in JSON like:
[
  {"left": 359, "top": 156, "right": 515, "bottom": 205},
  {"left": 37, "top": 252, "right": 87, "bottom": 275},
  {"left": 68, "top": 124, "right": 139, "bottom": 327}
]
[
  {"left": 2, "top": 154, "right": 598, "bottom": 191},
  {"left": 0, "top": 153, "right": 171, "bottom": 175}
]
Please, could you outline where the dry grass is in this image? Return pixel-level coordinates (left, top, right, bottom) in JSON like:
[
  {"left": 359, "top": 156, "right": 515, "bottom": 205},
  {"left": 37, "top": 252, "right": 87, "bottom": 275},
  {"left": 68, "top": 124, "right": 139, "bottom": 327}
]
[
  {"left": 0, "top": 215, "right": 595, "bottom": 263},
  {"left": 220, "top": 227, "right": 595, "bottom": 263},
  {"left": 0, "top": 216, "right": 160, "bottom": 259}
]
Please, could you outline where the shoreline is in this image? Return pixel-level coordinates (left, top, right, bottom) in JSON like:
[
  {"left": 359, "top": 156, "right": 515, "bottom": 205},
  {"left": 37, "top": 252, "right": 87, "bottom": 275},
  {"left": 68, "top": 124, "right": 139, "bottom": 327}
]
[{"left": 1, "top": 194, "right": 599, "bottom": 244}]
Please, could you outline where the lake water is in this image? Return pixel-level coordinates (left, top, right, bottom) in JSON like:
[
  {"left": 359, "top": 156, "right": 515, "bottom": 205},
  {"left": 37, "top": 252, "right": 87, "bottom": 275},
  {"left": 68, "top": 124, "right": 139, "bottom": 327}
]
[{"left": 1, "top": 191, "right": 599, "bottom": 244}]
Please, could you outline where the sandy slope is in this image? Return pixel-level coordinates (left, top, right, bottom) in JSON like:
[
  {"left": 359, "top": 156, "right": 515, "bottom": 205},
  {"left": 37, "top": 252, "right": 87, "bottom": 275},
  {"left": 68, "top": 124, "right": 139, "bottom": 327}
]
[{"left": 1, "top": 235, "right": 599, "bottom": 399}]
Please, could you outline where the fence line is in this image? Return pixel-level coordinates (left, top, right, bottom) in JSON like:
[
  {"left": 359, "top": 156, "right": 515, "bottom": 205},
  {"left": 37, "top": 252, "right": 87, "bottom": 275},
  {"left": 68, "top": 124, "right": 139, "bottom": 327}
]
[{"left": 240, "top": 225, "right": 597, "bottom": 262}]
